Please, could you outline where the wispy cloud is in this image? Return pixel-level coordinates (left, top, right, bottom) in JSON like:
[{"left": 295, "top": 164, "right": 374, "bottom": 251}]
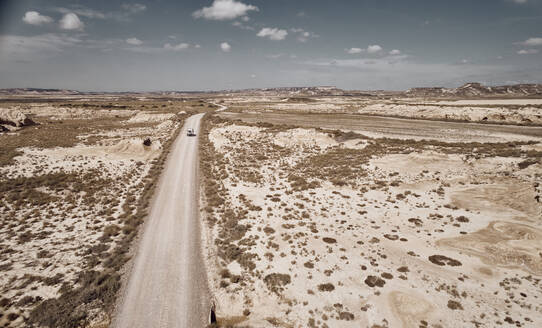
[
  {"left": 193, "top": 0, "right": 258, "bottom": 21},
  {"left": 0, "top": 34, "right": 81, "bottom": 61},
  {"left": 164, "top": 42, "right": 190, "bottom": 51},
  {"left": 125, "top": 42, "right": 199, "bottom": 53},
  {"left": 122, "top": 3, "right": 147, "bottom": 14},
  {"left": 232, "top": 21, "right": 255, "bottom": 30},
  {"left": 517, "top": 49, "right": 539, "bottom": 54},
  {"left": 346, "top": 47, "right": 363, "bottom": 54},
  {"left": 518, "top": 37, "right": 542, "bottom": 46},
  {"left": 53, "top": 3, "right": 146, "bottom": 22},
  {"left": 290, "top": 28, "right": 318, "bottom": 42},
  {"left": 126, "top": 37, "right": 143, "bottom": 46},
  {"left": 266, "top": 53, "right": 285, "bottom": 59},
  {"left": 54, "top": 7, "right": 106, "bottom": 19}
]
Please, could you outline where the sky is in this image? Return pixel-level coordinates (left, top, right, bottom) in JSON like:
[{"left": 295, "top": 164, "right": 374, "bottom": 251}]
[{"left": 0, "top": 0, "right": 541, "bottom": 91}]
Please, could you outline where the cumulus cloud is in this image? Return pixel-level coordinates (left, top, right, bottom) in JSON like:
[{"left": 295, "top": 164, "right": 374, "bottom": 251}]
[
  {"left": 367, "top": 45, "right": 383, "bottom": 54},
  {"left": 193, "top": 0, "right": 258, "bottom": 20},
  {"left": 164, "top": 42, "right": 190, "bottom": 51},
  {"left": 22, "top": 11, "right": 53, "bottom": 25},
  {"left": 389, "top": 49, "right": 401, "bottom": 55},
  {"left": 126, "top": 37, "right": 143, "bottom": 45},
  {"left": 519, "top": 37, "right": 542, "bottom": 46},
  {"left": 517, "top": 49, "right": 539, "bottom": 55},
  {"left": 59, "top": 13, "right": 84, "bottom": 30},
  {"left": 346, "top": 47, "right": 363, "bottom": 54},
  {"left": 346, "top": 45, "right": 384, "bottom": 54},
  {"left": 257, "top": 28, "right": 288, "bottom": 41},
  {"left": 220, "top": 42, "right": 231, "bottom": 52}
]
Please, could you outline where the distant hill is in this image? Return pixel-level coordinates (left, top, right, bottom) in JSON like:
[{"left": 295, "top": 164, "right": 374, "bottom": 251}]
[
  {"left": 406, "top": 83, "right": 542, "bottom": 98},
  {"left": 0, "top": 88, "right": 82, "bottom": 95},
  {"left": 1, "top": 83, "right": 542, "bottom": 98}
]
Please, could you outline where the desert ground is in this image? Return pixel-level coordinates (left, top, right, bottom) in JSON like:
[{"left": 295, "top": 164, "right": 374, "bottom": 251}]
[
  {"left": 0, "top": 97, "right": 214, "bottom": 327},
  {"left": 199, "top": 96, "right": 542, "bottom": 327},
  {"left": 1, "top": 93, "right": 541, "bottom": 328}
]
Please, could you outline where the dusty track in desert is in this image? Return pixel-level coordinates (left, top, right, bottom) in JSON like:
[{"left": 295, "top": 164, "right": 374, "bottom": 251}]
[{"left": 115, "top": 113, "right": 210, "bottom": 328}]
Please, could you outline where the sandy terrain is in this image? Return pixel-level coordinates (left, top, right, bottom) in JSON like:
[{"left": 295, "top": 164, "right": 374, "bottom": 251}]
[
  {"left": 219, "top": 96, "right": 542, "bottom": 126},
  {"left": 199, "top": 108, "right": 542, "bottom": 327},
  {"left": 0, "top": 99, "right": 209, "bottom": 327},
  {"left": 2, "top": 94, "right": 541, "bottom": 328},
  {"left": 220, "top": 112, "right": 542, "bottom": 143}
]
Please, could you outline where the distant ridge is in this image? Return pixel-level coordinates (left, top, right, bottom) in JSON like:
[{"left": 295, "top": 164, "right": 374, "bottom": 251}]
[
  {"left": 406, "top": 82, "right": 542, "bottom": 98},
  {"left": 1, "top": 83, "right": 542, "bottom": 98},
  {"left": 0, "top": 88, "right": 83, "bottom": 95}
]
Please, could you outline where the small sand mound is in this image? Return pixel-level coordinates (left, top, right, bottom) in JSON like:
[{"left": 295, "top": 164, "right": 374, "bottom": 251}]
[
  {"left": 0, "top": 108, "right": 35, "bottom": 131},
  {"left": 371, "top": 151, "right": 465, "bottom": 174},
  {"left": 21, "top": 138, "right": 161, "bottom": 162},
  {"left": 438, "top": 221, "right": 542, "bottom": 275},
  {"left": 449, "top": 181, "right": 539, "bottom": 219},
  {"left": 390, "top": 291, "right": 433, "bottom": 328},
  {"left": 274, "top": 128, "right": 338, "bottom": 150},
  {"left": 106, "top": 138, "right": 161, "bottom": 160},
  {"left": 209, "top": 125, "right": 263, "bottom": 152},
  {"left": 128, "top": 112, "right": 176, "bottom": 123},
  {"left": 25, "top": 106, "right": 136, "bottom": 120}
]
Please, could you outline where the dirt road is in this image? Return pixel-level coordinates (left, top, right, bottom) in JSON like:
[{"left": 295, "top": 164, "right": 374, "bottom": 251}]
[{"left": 115, "top": 113, "right": 210, "bottom": 328}]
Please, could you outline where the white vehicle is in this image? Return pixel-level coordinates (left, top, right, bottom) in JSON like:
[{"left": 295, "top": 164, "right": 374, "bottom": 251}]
[{"left": 187, "top": 128, "right": 196, "bottom": 136}]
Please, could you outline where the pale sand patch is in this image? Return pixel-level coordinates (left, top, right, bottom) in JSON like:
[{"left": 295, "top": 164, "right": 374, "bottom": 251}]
[
  {"left": 26, "top": 138, "right": 161, "bottom": 162},
  {"left": 449, "top": 181, "right": 540, "bottom": 221},
  {"left": 520, "top": 142, "right": 542, "bottom": 152},
  {"left": 272, "top": 103, "right": 343, "bottom": 112},
  {"left": 358, "top": 103, "right": 542, "bottom": 125},
  {"left": 438, "top": 221, "right": 542, "bottom": 275},
  {"left": 24, "top": 105, "right": 137, "bottom": 120},
  {"left": 389, "top": 291, "right": 434, "bottom": 328},
  {"left": 127, "top": 112, "right": 176, "bottom": 123},
  {"left": 371, "top": 151, "right": 523, "bottom": 176},
  {"left": 371, "top": 151, "right": 466, "bottom": 175},
  {"left": 209, "top": 125, "right": 263, "bottom": 152},
  {"left": 274, "top": 128, "right": 338, "bottom": 150}
]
